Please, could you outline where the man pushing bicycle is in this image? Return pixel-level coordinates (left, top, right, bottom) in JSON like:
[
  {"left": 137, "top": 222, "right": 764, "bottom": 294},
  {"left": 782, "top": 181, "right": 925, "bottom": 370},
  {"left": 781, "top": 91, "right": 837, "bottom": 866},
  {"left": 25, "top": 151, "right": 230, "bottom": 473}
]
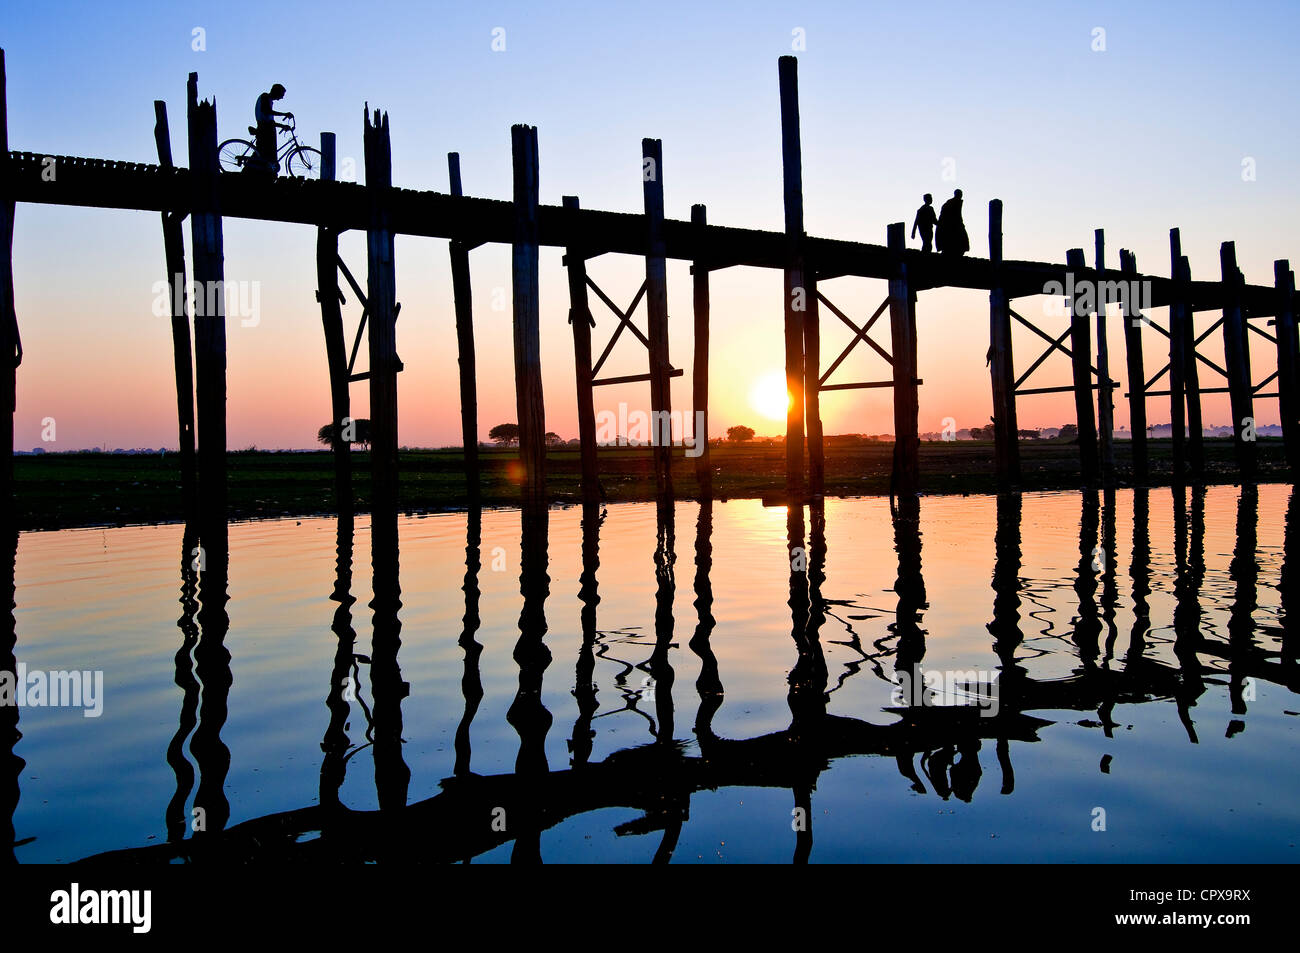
[{"left": 252, "top": 83, "right": 292, "bottom": 174}]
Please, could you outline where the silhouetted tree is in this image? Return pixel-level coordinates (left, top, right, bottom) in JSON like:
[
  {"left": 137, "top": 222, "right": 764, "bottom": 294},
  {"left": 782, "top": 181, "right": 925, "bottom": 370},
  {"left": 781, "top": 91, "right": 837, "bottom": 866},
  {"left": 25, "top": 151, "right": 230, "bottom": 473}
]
[
  {"left": 544, "top": 431, "right": 565, "bottom": 447},
  {"left": 727, "top": 425, "right": 755, "bottom": 443},
  {"left": 317, "top": 418, "right": 371, "bottom": 448},
  {"left": 1058, "top": 423, "right": 1079, "bottom": 441},
  {"left": 489, "top": 423, "right": 520, "bottom": 446}
]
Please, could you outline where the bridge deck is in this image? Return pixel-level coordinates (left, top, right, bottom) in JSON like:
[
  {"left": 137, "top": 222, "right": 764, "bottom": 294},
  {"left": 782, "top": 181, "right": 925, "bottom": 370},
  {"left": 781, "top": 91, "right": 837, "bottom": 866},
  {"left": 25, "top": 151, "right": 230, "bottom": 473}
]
[{"left": 5, "top": 150, "right": 1281, "bottom": 316}]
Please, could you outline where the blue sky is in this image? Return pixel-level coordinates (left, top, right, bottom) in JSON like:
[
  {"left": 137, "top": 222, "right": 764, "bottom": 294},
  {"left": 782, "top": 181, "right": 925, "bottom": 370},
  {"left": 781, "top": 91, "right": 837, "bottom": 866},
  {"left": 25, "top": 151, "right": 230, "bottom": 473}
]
[{"left": 3, "top": 0, "right": 1298, "bottom": 448}]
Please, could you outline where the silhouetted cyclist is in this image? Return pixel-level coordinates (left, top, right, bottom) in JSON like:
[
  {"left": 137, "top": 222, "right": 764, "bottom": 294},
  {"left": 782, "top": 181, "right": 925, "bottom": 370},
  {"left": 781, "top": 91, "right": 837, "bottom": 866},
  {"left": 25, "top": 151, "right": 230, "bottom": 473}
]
[
  {"left": 911, "top": 193, "right": 938, "bottom": 252},
  {"left": 253, "top": 83, "right": 292, "bottom": 173}
]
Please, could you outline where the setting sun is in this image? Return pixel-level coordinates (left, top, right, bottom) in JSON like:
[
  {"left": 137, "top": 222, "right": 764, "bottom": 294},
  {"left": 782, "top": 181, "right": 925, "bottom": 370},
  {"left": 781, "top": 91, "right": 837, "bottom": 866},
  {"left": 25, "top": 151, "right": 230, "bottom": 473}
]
[{"left": 750, "top": 370, "right": 792, "bottom": 422}]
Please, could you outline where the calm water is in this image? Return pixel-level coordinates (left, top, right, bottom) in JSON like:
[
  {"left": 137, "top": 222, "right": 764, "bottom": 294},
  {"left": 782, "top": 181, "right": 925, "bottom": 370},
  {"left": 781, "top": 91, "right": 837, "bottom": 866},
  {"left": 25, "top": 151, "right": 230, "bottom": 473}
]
[{"left": 3, "top": 485, "right": 1297, "bottom": 863}]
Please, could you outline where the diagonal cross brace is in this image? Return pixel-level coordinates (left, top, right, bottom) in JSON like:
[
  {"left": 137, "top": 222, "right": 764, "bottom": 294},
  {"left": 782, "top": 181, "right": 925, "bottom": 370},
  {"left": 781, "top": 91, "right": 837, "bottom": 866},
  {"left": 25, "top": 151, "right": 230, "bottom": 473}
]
[
  {"left": 818, "top": 293, "right": 891, "bottom": 386},
  {"left": 590, "top": 276, "right": 650, "bottom": 377}
]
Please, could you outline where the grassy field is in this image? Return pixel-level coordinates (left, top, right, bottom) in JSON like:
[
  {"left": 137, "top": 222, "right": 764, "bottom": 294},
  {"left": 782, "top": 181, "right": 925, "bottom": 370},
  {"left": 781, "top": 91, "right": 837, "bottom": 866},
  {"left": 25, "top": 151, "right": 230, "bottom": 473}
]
[{"left": 11, "top": 437, "right": 1291, "bottom": 531}]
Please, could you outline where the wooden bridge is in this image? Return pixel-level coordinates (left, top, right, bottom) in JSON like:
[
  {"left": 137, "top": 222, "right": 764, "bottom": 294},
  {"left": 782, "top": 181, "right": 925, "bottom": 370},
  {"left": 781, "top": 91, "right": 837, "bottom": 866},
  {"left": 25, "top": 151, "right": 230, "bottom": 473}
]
[{"left": 1, "top": 48, "right": 1297, "bottom": 531}]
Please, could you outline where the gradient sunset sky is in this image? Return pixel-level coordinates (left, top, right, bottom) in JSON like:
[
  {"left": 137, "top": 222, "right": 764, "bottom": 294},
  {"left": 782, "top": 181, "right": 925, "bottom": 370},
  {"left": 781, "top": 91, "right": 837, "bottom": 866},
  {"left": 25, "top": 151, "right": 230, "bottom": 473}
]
[{"left": 3, "top": 0, "right": 1298, "bottom": 450}]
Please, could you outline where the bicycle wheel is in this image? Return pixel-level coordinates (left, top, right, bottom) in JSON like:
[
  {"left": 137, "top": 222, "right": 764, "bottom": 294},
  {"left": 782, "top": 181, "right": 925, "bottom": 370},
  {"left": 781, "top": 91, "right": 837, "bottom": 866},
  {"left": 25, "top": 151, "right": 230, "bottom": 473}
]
[
  {"left": 285, "top": 145, "right": 323, "bottom": 179},
  {"left": 217, "top": 138, "right": 257, "bottom": 173}
]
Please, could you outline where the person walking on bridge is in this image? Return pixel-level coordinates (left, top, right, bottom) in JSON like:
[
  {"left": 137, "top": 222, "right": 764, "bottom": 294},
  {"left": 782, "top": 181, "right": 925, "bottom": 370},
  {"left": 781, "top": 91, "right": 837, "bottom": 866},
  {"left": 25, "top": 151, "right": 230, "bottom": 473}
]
[
  {"left": 936, "top": 189, "right": 970, "bottom": 257},
  {"left": 911, "top": 194, "right": 938, "bottom": 252}
]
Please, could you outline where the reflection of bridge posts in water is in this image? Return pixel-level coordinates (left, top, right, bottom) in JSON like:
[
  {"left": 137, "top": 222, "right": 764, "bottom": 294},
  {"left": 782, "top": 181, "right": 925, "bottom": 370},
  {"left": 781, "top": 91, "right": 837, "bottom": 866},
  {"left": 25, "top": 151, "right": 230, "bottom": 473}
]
[
  {"left": 1072, "top": 492, "right": 1103, "bottom": 671},
  {"left": 506, "top": 501, "right": 552, "bottom": 862},
  {"left": 165, "top": 522, "right": 201, "bottom": 842},
  {"left": 569, "top": 501, "right": 601, "bottom": 770},
  {"left": 785, "top": 501, "right": 829, "bottom": 862},
  {"left": 454, "top": 507, "right": 484, "bottom": 779},
  {"left": 989, "top": 493, "right": 1024, "bottom": 794},
  {"left": 1283, "top": 490, "right": 1300, "bottom": 678},
  {"left": 190, "top": 522, "right": 231, "bottom": 840},
  {"left": 649, "top": 496, "right": 677, "bottom": 748},
  {"left": 889, "top": 502, "right": 930, "bottom": 795},
  {"left": 321, "top": 510, "right": 357, "bottom": 810},
  {"left": 1, "top": 518, "right": 21, "bottom": 863},
  {"left": 645, "top": 496, "right": 684, "bottom": 862},
  {"left": 1096, "top": 490, "right": 1119, "bottom": 731},
  {"left": 369, "top": 504, "right": 409, "bottom": 817},
  {"left": 1119, "top": 488, "right": 1153, "bottom": 745},
  {"left": 1226, "top": 486, "right": 1259, "bottom": 730},
  {"left": 689, "top": 500, "right": 721, "bottom": 741},
  {"left": 69, "top": 485, "right": 1300, "bottom": 864},
  {"left": 1172, "top": 485, "right": 1207, "bottom": 742}
]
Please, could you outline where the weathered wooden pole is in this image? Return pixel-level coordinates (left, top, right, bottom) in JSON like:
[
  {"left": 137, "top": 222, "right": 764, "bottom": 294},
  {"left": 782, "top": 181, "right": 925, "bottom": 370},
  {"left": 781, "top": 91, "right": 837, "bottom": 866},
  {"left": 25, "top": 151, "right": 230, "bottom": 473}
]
[
  {"left": 1094, "top": 230, "right": 1116, "bottom": 485},
  {"left": 1065, "top": 248, "right": 1099, "bottom": 484},
  {"left": 153, "top": 101, "right": 198, "bottom": 517},
  {"left": 1275, "top": 260, "right": 1299, "bottom": 473},
  {"left": 987, "top": 199, "right": 1019, "bottom": 488},
  {"left": 511, "top": 124, "right": 545, "bottom": 501},
  {"left": 0, "top": 49, "right": 20, "bottom": 512},
  {"left": 563, "top": 195, "right": 599, "bottom": 503},
  {"left": 805, "top": 271, "right": 824, "bottom": 498},
  {"left": 1176, "top": 249, "right": 1204, "bottom": 477},
  {"left": 642, "top": 137, "right": 672, "bottom": 496},
  {"left": 778, "top": 55, "right": 806, "bottom": 499},
  {"left": 1219, "top": 241, "right": 1255, "bottom": 478},
  {"left": 364, "top": 108, "right": 400, "bottom": 509},
  {"left": 887, "top": 222, "right": 919, "bottom": 505},
  {"left": 315, "top": 132, "right": 351, "bottom": 512},
  {"left": 691, "top": 204, "right": 711, "bottom": 495},
  {"left": 186, "top": 73, "right": 227, "bottom": 543},
  {"left": 1120, "top": 249, "right": 1148, "bottom": 482},
  {"left": 448, "top": 152, "right": 479, "bottom": 497},
  {"left": 1167, "top": 229, "right": 1188, "bottom": 482}
]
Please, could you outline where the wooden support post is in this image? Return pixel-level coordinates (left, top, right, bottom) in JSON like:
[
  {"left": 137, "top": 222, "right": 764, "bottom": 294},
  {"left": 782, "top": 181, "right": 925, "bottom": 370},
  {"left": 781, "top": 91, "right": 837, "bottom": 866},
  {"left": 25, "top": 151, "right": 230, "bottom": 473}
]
[
  {"left": 1176, "top": 250, "right": 1204, "bottom": 478},
  {"left": 0, "top": 49, "right": 19, "bottom": 513},
  {"left": 563, "top": 195, "right": 599, "bottom": 503},
  {"left": 448, "top": 152, "right": 479, "bottom": 498},
  {"left": 153, "top": 101, "right": 198, "bottom": 517},
  {"left": 642, "top": 138, "right": 672, "bottom": 496},
  {"left": 364, "top": 108, "right": 399, "bottom": 508},
  {"left": 1219, "top": 241, "right": 1255, "bottom": 478},
  {"left": 1167, "top": 228, "right": 1188, "bottom": 483},
  {"left": 1275, "top": 260, "right": 1299, "bottom": 473},
  {"left": 511, "top": 124, "right": 545, "bottom": 501},
  {"left": 691, "top": 204, "right": 711, "bottom": 495},
  {"left": 987, "top": 199, "right": 1019, "bottom": 488},
  {"left": 1094, "top": 230, "right": 1116, "bottom": 485},
  {"left": 1065, "top": 248, "right": 1099, "bottom": 484},
  {"left": 316, "top": 132, "right": 351, "bottom": 512},
  {"left": 887, "top": 222, "right": 919, "bottom": 504},
  {"left": 186, "top": 73, "right": 227, "bottom": 544},
  {"left": 778, "top": 55, "right": 806, "bottom": 499},
  {"left": 805, "top": 270, "right": 824, "bottom": 498},
  {"left": 1120, "top": 249, "right": 1148, "bottom": 483}
]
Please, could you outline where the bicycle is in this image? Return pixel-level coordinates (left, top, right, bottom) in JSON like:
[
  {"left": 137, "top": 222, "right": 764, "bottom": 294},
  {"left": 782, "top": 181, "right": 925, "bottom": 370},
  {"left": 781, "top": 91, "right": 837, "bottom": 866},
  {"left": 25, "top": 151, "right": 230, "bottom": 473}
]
[{"left": 218, "top": 114, "right": 322, "bottom": 178}]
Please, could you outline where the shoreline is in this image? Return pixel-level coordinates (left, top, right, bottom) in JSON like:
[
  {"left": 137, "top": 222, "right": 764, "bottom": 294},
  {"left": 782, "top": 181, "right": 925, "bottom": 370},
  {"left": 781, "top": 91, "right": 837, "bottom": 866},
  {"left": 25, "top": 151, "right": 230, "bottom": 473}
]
[{"left": 11, "top": 438, "right": 1292, "bottom": 532}]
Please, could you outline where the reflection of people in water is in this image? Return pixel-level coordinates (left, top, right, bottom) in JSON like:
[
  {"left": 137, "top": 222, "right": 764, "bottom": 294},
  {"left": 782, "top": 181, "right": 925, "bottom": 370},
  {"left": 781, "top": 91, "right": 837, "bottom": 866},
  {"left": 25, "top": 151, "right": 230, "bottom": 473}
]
[
  {"left": 911, "top": 193, "right": 938, "bottom": 252},
  {"left": 936, "top": 189, "right": 970, "bottom": 257},
  {"left": 920, "top": 740, "right": 982, "bottom": 802}
]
